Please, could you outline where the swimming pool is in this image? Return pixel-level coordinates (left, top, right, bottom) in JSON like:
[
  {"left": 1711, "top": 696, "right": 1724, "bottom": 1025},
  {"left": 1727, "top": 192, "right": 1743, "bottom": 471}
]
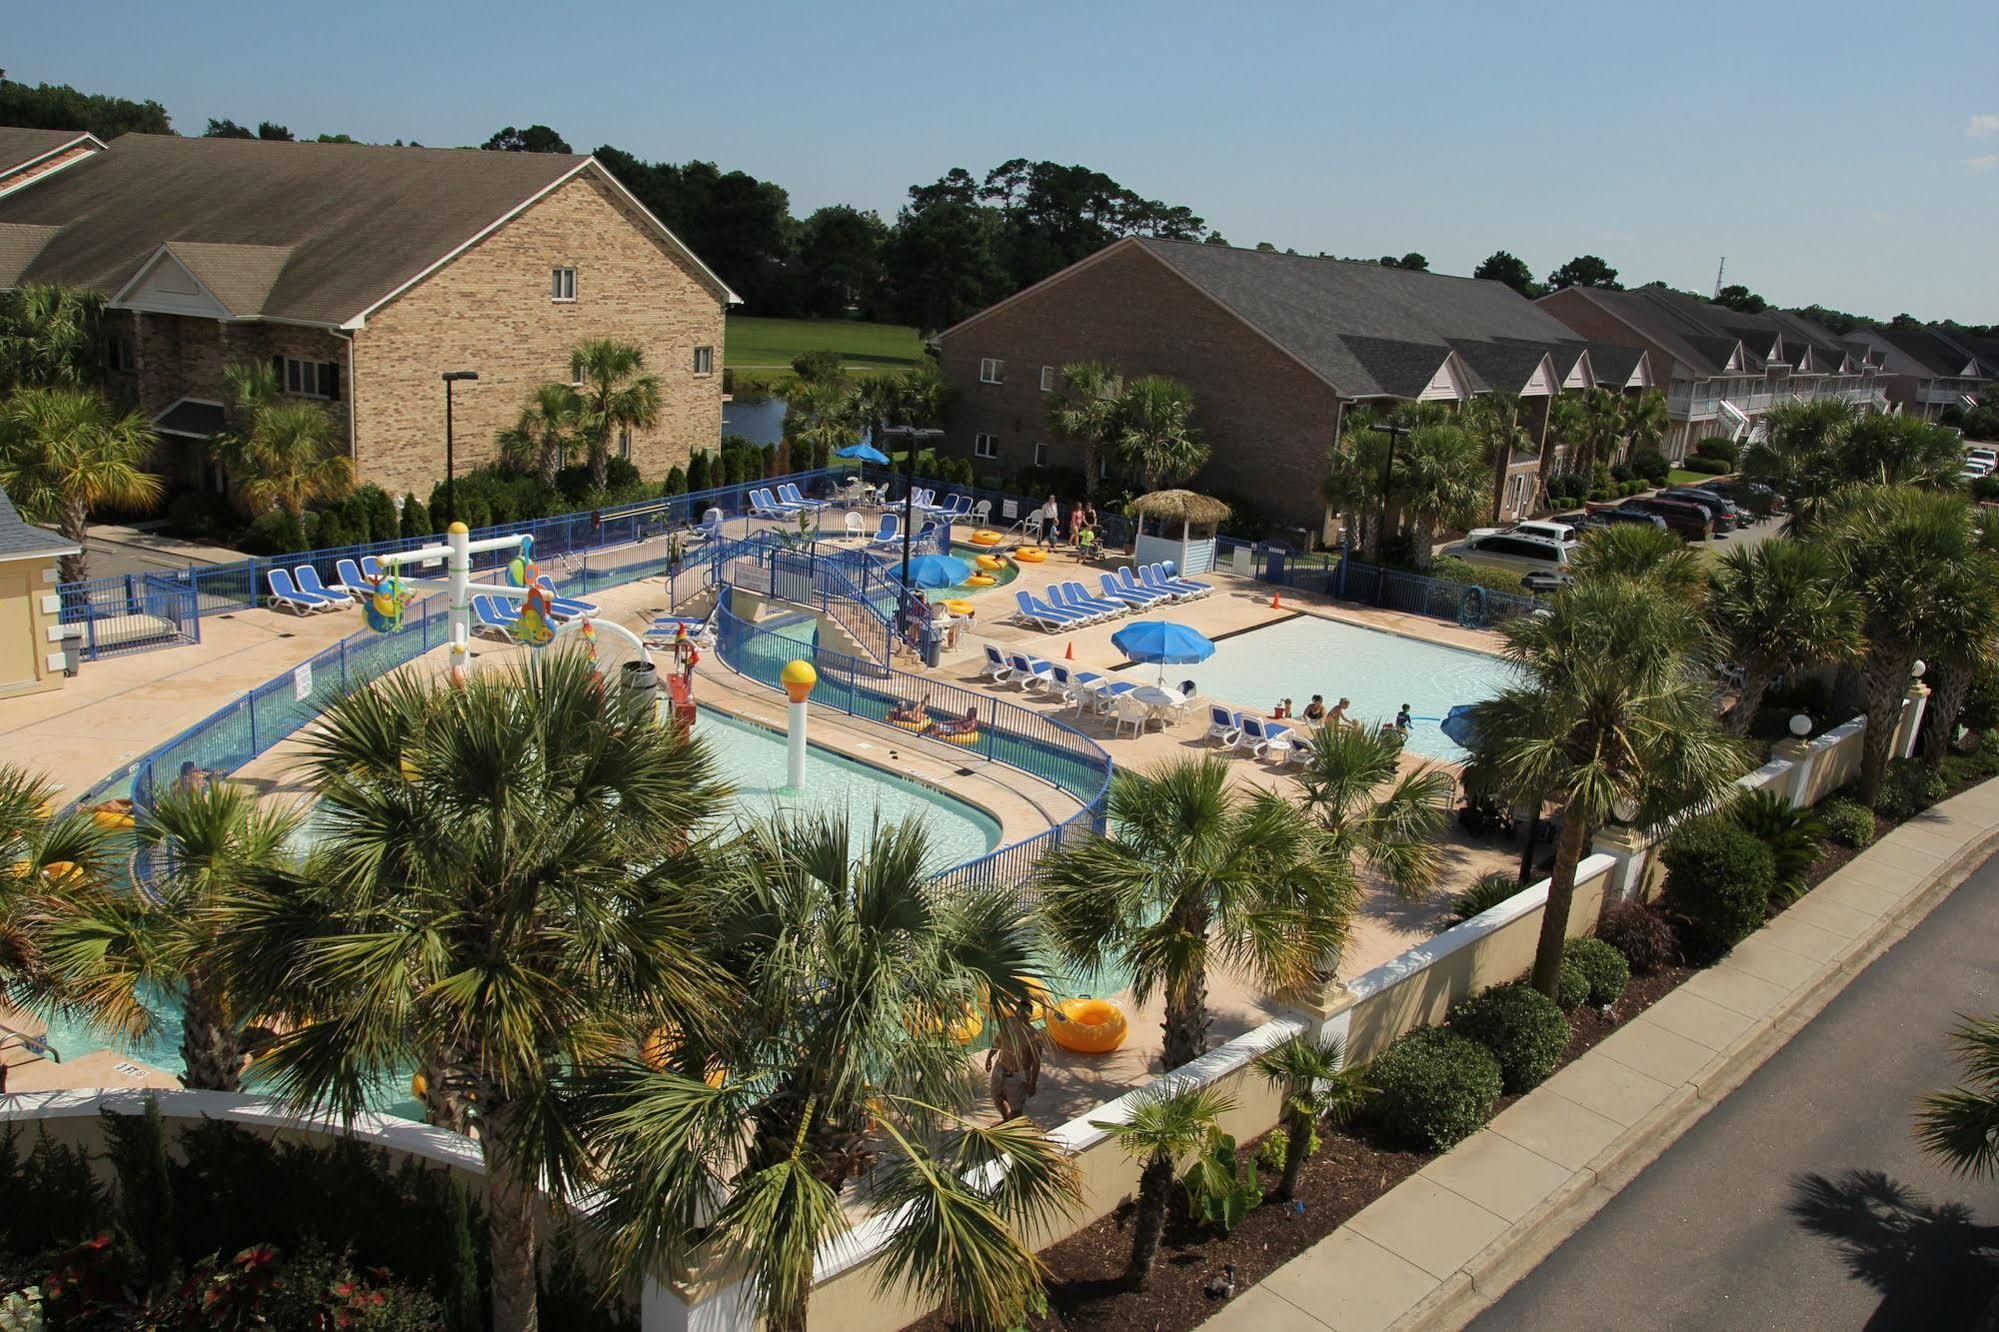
[{"left": 1178, "top": 615, "right": 1515, "bottom": 760}]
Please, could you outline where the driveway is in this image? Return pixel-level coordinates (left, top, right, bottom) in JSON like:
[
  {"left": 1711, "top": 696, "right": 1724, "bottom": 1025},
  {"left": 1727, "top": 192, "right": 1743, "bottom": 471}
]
[{"left": 1469, "top": 850, "right": 1999, "bottom": 1329}]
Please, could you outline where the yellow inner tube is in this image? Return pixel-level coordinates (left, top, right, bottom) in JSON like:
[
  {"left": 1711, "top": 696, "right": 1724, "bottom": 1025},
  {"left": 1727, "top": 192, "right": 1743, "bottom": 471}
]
[
  {"left": 941, "top": 728, "right": 980, "bottom": 745},
  {"left": 963, "top": 574, "right": 995, "bottom": 587},
  {"left": 904, "top": 1004, "right": 984, "bottom": 1045},
  {"left": 1013, "top": 548, "right": 1048, "bottom": 563},
  {"left": 1047, "top": 998, "right": 1128, "bottom": 1054},
  {"left": 986, "top": 978, "right": 1053, "bottom": 1024},
  {"left": 969, "top": 529, "right": 1004, "bottom": 545},
  {"left": 975, "top": 554, "right": 1005, "bottom": 571},
  {"left": 941, "top": 598, "right": 976, "bottom": 616},
  {"left": 91, "top": 808, "right": 136, "bottom": 831},
  {"left": 889, "top": 715, "right": 927, "bottom": 730}
]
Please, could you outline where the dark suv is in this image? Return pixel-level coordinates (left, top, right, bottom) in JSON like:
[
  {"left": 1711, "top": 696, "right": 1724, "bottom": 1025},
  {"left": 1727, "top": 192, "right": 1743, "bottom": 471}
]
[
  {"left": 1619, "top": 497, "right": 1713, "bottom": 540},
  {"left": 1662, "top": 486, "right": 1744, "bottom": 530},
  {"left": 1581, "top": 507, "right": 1667, "bottom": 532}
]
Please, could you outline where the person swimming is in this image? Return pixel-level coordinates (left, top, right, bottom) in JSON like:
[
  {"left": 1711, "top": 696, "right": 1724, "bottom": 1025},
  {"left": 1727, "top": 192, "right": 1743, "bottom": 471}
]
[
  {"left": 1395, "top": 703, "right": 1413, "bottom": 733},
  {"left": 1303, "top": 695, "right": 1327, "bottom": 722}
]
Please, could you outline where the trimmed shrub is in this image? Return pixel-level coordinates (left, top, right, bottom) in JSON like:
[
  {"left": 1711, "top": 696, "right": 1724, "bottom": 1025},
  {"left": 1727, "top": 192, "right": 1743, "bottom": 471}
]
[
  {"left": 245, "top": 509, "right": 308, "bottom": 555},
  {"left": 686, "top": 450, "right": 712, "bottom": 493},
  {"left": 662, "top": 465, "right": 687, "bottom": 497},
  {"left": 1367, "top": 1028, "right": 1502, "bottom": 1151},
  {"left": 1876, "top": 759, "right": 1948, "bottom": 822},
  {"left": 1448, "top": 983, "right": 1570, "bottom": 1093},
  {"left": 1662, "top": 815, "right": 1775, "bottom": 956},
  {"left": 1598, "top": 901, "right": 1679, "bottom": 974},
  {"left": 1434, "top": 870, "right": 1524, "bottom": 931},
  {"left": 399, "top": 493, "right": 430, "bottom": 539},
  {"left": 313, "top": 509, "right": 351, "bottom": 550},
  {"left": 1693, "top": 437, "right": 1740, "bottom": 464},
  {"left": 1556, "top": 960, "right": 1590, "bottom": 1011},
  {"left": 1564, "top": 937, "right": 1631, "bottom": 1006},
  {"left": 1255, "top": 1127, "right": 1289, "bottom": 1176},
  {"left": 1630, "top": 449, "right": 1671, "bottom": 485},
  {"left": 1681, "top": 456, "right": 1732, "bottom": 475},
  {"left": 1817, "top": 797, "right": 1875, "bottom": 848},
  {"left": 1731, "top": 789, "right": 1827, "bottom": 903}
]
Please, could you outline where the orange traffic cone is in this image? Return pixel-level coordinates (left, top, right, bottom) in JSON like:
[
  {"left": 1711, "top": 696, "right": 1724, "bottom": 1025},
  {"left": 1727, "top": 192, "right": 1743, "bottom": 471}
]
[
  {"left": 1065, "top": 641, "right": 1076, "bottom": 660},
  {"left": 1271, "top": 592, "right": 1283, "bottom": 610}
]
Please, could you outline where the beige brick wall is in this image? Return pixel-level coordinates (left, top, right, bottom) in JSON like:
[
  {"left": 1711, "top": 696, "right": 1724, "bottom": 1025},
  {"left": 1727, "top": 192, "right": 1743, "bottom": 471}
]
[{"left": 351, "top": 170, "right": 727, "bottom": 499}]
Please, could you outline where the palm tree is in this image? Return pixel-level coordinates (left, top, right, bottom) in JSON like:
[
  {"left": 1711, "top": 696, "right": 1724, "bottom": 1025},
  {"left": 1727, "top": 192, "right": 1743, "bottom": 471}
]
[
  {"left": 1742, "top": 400, "right": 1857, "bottom": 532},
  {"left": 0, "top": 386, "right": 161, "bottom": 581},
  {"left": 216, "top": 362, "right": 351, "bottom": 519},
  {"left": 1846, "top": 412, "right": 1965, "bottom": 491},
  {"left": 1623, "top": 389, "right": 1669, "bottom": 463},
  {"left": 36, "top": 781, "right": 304, "bottom": 1092},
  {"left": 1708, "top": 539, "right": 1866, "bottom": 734},
  {"left": 1915, "top": 520, "right": 1999, "bottom": 766},
  {"left": 1570, "top": 522, "right": 1708, "bottom": 604},
  {"left": 0, "top": 764, "right": 123, "bottom": 1053},
  {"left": 1092, "top": 1083, "right": 1231, "bottom": 1289},
  {"left": 1813, "top": 485, "right": 1982, "bottom": 805},
  {"left": 1480, "top": 576, "right": 1747, "bottom": 998},
  {"left": 497, "top": 382, "right": 581, "bottom": 489},
  {"left": 1252, "top": 1035, "right": 1369, "bottom": 1201},
  {"left": 1045, "top": 362, "right": 1122, "bottom": 498},
  {"left": 1396, "top": 420, "right": 1488, "bottom": 569},
  {"left": 570, "top": 339, "right": 662, "bottom": 488},
  {"left": 1323, "top": 404, "right": 1389, "bottom": 557},
  {"left": 1463, "top": 394, "right": 1534, "bottom": 524},
  {"left": 1111, "top": 376, "right": 1207, "bottom": 491},
  {"left": 1916, "top": 1015, "right": 1999, "bottom": 1179},
  {"left": 1574, "top": 387, "right": 1628, "bottom": 476},
  {"left": 586, "top": 813, "right": 1077, "bottom": 1332},
  {"left": 1290, "top": 723, "right": 1453, "bottom": 896},
  {"left": 786, "top": 376, "right": 862, "bottom": 471},
  {"left": 1039, "top": 757, "right": 1357, "bottom": 1071},
  {"left": 0, "top": 283, "right": 106, "bottom": 390},
  {"left": 1542, "top": 392, "right": 1587, "bottom": 491},
  {"left": 208, "top": 649, "right": 728, "bottom": 1332}
]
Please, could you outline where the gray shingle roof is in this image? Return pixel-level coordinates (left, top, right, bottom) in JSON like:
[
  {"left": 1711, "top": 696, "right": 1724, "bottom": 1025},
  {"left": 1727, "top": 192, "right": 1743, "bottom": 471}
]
[
  {"left": 1586, "top": 342, "right": 1645, "bottom": 385},
  {"left": 0, "top": 134, "right": 735, "bottom": 324},
  {"left": 1449, "top": 338, "right": 1555, "bottom": 396},
  {"left": 0, "top": 485, "right": 78, "bottom": 560},
  {"left": 1134, "top": 239, "right": 1605, "bottom": 398}
]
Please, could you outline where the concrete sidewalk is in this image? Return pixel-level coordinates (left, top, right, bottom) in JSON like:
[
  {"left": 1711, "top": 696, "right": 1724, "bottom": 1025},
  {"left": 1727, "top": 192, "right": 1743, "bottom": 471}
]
[{"left": 1202, "top": 780, "right": 1999, "bottom": 1332}]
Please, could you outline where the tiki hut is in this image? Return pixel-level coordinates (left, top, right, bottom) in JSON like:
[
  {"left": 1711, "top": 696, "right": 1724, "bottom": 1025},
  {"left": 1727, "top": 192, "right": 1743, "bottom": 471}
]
[{"left": 1127, "top": 490, "right": 1231, "bottom": 575}]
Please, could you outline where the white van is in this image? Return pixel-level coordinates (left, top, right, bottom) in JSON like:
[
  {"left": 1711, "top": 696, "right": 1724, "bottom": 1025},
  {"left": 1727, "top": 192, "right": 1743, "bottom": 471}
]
[{"left": 1446, "top": 531, "right": 1579, "bottom": 574}]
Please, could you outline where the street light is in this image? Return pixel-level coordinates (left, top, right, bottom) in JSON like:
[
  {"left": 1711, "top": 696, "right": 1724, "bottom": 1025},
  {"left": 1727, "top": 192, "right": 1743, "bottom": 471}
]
[
  {"left": 441, "top": 371, "right": 479, "bottom": 525},
  {"left": 1375, "top": 420, "right": 1411, "bottom": 562},
  {"left": 879, "top": 424, "right": 945, "bottom": 653}
]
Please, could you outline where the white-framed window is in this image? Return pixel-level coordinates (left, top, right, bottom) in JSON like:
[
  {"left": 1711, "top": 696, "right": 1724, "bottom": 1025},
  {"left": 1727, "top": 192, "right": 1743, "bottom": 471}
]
[
  {"left": 618, "top": 428, "right": 631, "bottom": 460},
  {"left": 1039, "top": 365, "right": 1056, "bottom": 392},
  {"left": 105, "top": 333, "right": 137, "bottom": 373},
  {"left": 1033, "top": 441, "right": 1049, "bottom": 467},
  {"left": 973, "top": 433, "right": 998, "bottom": 459},
  {"left": 693, "top": 345, "right": 714, "bottom": 375},
  {"left": 979, "top": 357, "right": 1004, "bottom": 385},
  {"left": 281, "top": 356, "right": 336, "bottom": 399},
  {"left": 551, "top": 267, "right": 577, "bottom": 301}
]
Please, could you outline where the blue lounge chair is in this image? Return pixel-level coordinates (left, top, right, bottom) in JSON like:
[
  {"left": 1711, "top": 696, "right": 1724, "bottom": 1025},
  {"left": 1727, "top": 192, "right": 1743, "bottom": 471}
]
[
  {"left": 1235, "top": 716, "right": 1293, "bottom": 759},
  {"left": 1160, "top": 560, "right": 1215, "bottom": 596},
  {"left": 1014, "top": 590, "right": 1087, "bottom": 632},
  {"left": 1118, "top": 565, "right": 1181, "bottom": 603},
  {"left": 1063, "top": 670, "right": 1107, "bottom": 713},
  {"left": 867, "top": 513, "right": 902, "bottom": 547},
  {"left": 1094, "top": 680, "right": 1138, "bottom": 713},
  {"left": 1206, "top": 707, "right": 1243, "bottom": 746},
  {"left": 1005, "top": 653, "right": 1056, "bottom": 691},
  {"left": 334, "top": 558, "right": 370, "bottom": 598},
  {"left": 690, "top": 508, "right": 725, "bottom": 545},
  {"left": 751, "top": 487, "right": 799, "bottom": 518},
  {"left": 981, "top": 644, "right": 1013, "bottom": 682},
  {"left": 295, "top": 565, "right": 353, "bottom": 606},
  {"left": 1059, "top": 580, "right": 1126, "bottom": 619},
  {"left": 471, "top": 595, "right": 521, "bottom": 637},
  {"left": 533, "top": 575, "right": 598, "bottom": 618},
  {"left": 1039, "top": 583, "right": 1100, "bottom": 624},
  {"left": 360, "top": 555, "right": 388, "bottom": 579},
  {"left": 1138, "top": 563, "right": 1201, "bottom": 600},
  {"left": 266, "top": 567, "right": 339, "bottom": 615},
  {"left": 779, "top": 482, "right": 828, "bottom": 511},
  {"left": 1097, "top": 573, "right": 1166, "bottom": 609}
]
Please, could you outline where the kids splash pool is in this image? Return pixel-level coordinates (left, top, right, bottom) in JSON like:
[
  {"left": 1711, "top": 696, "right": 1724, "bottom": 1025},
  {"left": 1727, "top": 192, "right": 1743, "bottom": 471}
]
[{"left": 1182, "top": 614, "right": 1515, "bottom": 760}]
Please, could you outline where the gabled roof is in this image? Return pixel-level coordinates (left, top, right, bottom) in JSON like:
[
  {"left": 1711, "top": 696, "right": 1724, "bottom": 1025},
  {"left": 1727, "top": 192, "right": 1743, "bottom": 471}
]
[
  {"left": 941, "top": 237, "right": 1622, "bottom": 401},
  {"left": 0, "top": 128, "right": 105, "bottom": 194},
  {"left": 0, "top": 484, "right": 79, "bottom": 561},
  {"left": 0, "top": 134, "right": 738, "bottom": 327},
  {"left": 1585, "top": 342, "right": 1647, "bottom": 387},
  {"left": 1877, "top": 325, "right": 1997, "bottom": 378}
]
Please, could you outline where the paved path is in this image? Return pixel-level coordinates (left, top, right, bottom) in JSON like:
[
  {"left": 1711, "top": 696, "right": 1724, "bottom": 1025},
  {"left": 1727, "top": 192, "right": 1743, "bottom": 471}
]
[
  {"left": 1202, "top": 780, "right": 1999, "bottom": 1332},
  {"left": 1470, "top": 850, "right": 1999, "bottom": 1330}
]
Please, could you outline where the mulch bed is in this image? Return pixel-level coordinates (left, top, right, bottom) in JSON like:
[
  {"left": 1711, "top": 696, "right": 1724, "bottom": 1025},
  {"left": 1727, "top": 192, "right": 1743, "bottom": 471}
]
[{"left": 903, "top": 957, "right": 1697, "bottom": 1332}]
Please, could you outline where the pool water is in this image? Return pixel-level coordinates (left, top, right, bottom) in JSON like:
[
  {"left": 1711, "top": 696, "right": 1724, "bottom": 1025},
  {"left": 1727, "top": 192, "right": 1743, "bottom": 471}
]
[{"left": 1182, "top": 615, "right": 1515, "bottom": 760}]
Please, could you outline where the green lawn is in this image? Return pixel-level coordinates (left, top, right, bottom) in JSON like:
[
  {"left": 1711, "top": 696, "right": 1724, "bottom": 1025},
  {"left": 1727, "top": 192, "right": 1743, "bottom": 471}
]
[
  {"left": 1667, "top": 468, "right": 1720, "bottom": 486},
  {"left": 724, "top": 315, "right": 926, "bottom": 378}
]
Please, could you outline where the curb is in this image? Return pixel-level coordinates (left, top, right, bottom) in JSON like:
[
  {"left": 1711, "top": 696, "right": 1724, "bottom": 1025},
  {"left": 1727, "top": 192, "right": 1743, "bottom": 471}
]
[{"left": 1400, "top": 816, "right": 1999, "bottom": 1330}]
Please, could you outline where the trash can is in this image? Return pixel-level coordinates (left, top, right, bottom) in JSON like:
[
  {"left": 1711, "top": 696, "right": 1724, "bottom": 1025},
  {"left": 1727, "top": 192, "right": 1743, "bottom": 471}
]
[
  {"left": 621, "top": 660, "right": 660, "bottom": 702},
  {"left": 922, "top": 625, "right": 943, "bottom": 669}
]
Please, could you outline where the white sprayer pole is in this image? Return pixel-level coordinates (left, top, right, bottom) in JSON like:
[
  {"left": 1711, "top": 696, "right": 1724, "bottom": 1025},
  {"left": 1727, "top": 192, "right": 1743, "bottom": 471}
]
[{"left": 446, "top": 521, "right": 470, "bottom": 646}]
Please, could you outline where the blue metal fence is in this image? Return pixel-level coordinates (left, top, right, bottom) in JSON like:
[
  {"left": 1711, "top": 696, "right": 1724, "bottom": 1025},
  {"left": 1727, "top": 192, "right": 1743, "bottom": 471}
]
[{"left": 56, "top": 571, "right": 203, "bottom": 661}]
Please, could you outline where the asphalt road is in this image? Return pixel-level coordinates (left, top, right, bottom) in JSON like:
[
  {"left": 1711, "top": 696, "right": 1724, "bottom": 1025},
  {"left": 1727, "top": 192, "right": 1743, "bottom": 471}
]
[{"left": 1470, "top": 853, "right": 1999, "bottom": 1331}]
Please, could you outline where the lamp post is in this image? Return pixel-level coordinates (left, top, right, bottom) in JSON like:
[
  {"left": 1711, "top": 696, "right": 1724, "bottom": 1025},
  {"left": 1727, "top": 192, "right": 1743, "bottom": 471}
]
[
  {"left": 440, "top": 370, "right": 479, "bottom": 526},
  {"left": 880, "top": 424, "right": 945, "bottom": 651},
  {"left": 1375, "top": 420, "right": 1411, "bottom": 563}
]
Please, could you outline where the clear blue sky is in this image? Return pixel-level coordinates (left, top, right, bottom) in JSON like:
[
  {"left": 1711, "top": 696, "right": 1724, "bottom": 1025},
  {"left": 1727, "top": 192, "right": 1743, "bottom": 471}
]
[{"left": 12, "top": 0, "right": 1995, "bottom": 321}]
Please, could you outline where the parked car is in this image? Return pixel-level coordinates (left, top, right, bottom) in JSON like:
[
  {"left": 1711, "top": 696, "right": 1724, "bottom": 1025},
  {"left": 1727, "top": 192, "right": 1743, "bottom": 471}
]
[
  {"left": 1619, "top": 497, "right": 1713, "bottom": 540},
  {"left": 1465, "top": 517, "right": 1581, "bottom": 545},
  {"left": 1706, "top": 478, "right": 1782, "bottom": 514},
  {"left": 1966, "top": 446, "right": 1996, "bottom": 469},
  {"left": 1662, "top": 486, "right": 1743, "bottom": 530},
  {"left": 1961, "top": 456, "right": 1994, "bottom": 478},
  {"left": 1520, "top": 569, "right": 1574, "bottom": 594},
  {"left": 1581, "top": 507, "right": 1668, "bottom": 532},
  {"left": 1445, "top": 530, "right": 1580, "bottom": 575}
]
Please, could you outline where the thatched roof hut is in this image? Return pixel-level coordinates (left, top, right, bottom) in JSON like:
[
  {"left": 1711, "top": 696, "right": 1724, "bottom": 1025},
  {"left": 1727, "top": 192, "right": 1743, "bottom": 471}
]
[
  {"left": 1127, "top": 490, "right": 1232, "bottom": 527},
  {"left": 1127, "top": 490, "right": 1229, "bottom": 575}
]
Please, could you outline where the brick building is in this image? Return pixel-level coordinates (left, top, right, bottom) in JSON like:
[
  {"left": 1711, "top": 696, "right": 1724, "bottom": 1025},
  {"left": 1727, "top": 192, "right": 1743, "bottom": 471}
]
[
  {"left": 934, "top": 238, "right": 1647, "bottom": 539},
  {"left": 0, "top": 134, "right": 738, "bottom": 499}
]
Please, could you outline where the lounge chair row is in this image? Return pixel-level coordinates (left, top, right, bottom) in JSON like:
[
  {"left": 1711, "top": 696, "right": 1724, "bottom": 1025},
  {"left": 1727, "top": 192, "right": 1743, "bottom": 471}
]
[
  {"left": 750, "top": 484, "right": 828, "bottom": 517},
  {"left": 266, "top": 557, "right": 397, "bottom": 614},
  {"left": 910, "top": 490, "right": 993, "bottom": 524},
  {"left": 980, "top": 648, "right": 1202, "bottom": 736},
  {"left": 1205, "top": 707, "right": 1301, "bottom": 762},
  {"left": 1012, "top": 564, "right": 1213, "bottom": 631},
  {"left": 471, "top": 578, "right": 599, "bottom": 635}
]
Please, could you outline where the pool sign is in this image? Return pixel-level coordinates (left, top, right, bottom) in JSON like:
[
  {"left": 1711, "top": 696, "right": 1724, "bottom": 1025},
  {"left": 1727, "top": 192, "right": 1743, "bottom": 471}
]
[{"left": 294, "top": 662, "right": 313, "bottom": 701}]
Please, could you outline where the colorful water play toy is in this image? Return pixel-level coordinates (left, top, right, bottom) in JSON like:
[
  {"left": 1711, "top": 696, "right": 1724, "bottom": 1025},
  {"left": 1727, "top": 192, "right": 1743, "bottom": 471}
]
[
  {"left": 1047, "top": 997, "right": 1128, "bottom": 1053},
  {"left": 969, "top": 529, "right": 1004, "bottom": 545},
  {"left": 963, "top": 574, "right": 996, "bottom": 587},
  {"left": 975, "top": 554, "right": 1006, "bottom": 571},
  {"left": 1013, "top": 547, "right": 1047, "bottom": 563},
  {"left": 511, "top": 582, "right": 558, "bottom": 647},
  {"left": 363, "top": 568, "right": 413, "bottom": 633},
  {"left": 505, "top": 535, "right": 537, "bottom": 588}
]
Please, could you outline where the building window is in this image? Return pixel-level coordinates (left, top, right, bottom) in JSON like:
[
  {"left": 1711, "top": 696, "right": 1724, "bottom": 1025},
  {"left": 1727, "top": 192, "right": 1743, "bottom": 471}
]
[
  {"left": 979, "top": 357, "right": 1004, "bottom": 385},
  {"left": 105, "top": 333, "right": 137, "bottom": 373},
  {"left": 551, "top": 267, "right": 577, "bottom": 301},
  {"left": 693, "top": 345, "right": 714, "bottom": 375},
  {"left": 1033, "top": 441, "right": 1049, "bottom": 467},
  {"left": 1039, "top": 365, "right": 1056, "bottom": 392},
  {"left": 280, "top": 356, "right": 337, "bottom": 400},
  {"left": 619, "top": 428, "right": 631, "bottom": 460},
  {"left": 974, "top": 433, "right": 998, "bottom": 460}
]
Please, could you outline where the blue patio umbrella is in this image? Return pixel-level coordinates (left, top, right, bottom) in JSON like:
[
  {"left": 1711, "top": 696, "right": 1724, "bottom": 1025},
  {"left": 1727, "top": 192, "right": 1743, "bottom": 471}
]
[
  {"left": 896, "top": 553, "right": 973, "bottom": 589},
  {"left": 1438, "top": 702, "right": 1485, "bottom": 751},
  {"left": 837, "top": 440, "right": 890, "bottom": 465},
  {"left": 1111, "top": 621, "right": 1216, "bottom": 681}
]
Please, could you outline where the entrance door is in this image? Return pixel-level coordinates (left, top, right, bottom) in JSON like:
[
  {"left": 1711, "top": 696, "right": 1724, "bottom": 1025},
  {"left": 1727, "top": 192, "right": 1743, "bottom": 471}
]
[{"left": 0, "top": 567, "right": 37, "bottom": 694}]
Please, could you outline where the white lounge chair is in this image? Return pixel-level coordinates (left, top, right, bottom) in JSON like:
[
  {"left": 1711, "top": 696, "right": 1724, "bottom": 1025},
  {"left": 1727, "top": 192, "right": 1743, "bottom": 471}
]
[
  {"left": 1235, "top": 716, "right": 1293, "bottom": 759},
  {"left": 1111, "top": 692, "right": 1152, "bottom": 739},
  {"left": 1005, "top": 653, "right": 1056, "bottom": 691},
  {"left": 1205, "top": 706, "right": 1243, "bottom": 746},
  {"left": 981, "top": 644, "right": 1013, "bottom": 683}
]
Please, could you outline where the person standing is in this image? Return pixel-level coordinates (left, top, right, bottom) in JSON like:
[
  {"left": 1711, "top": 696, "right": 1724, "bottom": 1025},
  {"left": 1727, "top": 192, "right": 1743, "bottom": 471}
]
[
  {"left": 986, "top": 996, "right": 1042, "bottom": 1121},
  {"left": 1040, "top": 495, "right": 1061, "bottom": 548}
]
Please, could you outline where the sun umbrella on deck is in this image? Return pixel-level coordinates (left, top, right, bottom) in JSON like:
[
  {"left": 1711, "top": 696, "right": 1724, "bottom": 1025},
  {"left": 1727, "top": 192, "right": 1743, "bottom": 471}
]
[
  {"left": 1111, "top": 620, "right": 1216, "bottom": 682},
  {"left": 836, "top": 441, "right": 891, "bottom": 465},
  {"left": 896, "top": 553, "right": 973, "bottom": 589}
]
